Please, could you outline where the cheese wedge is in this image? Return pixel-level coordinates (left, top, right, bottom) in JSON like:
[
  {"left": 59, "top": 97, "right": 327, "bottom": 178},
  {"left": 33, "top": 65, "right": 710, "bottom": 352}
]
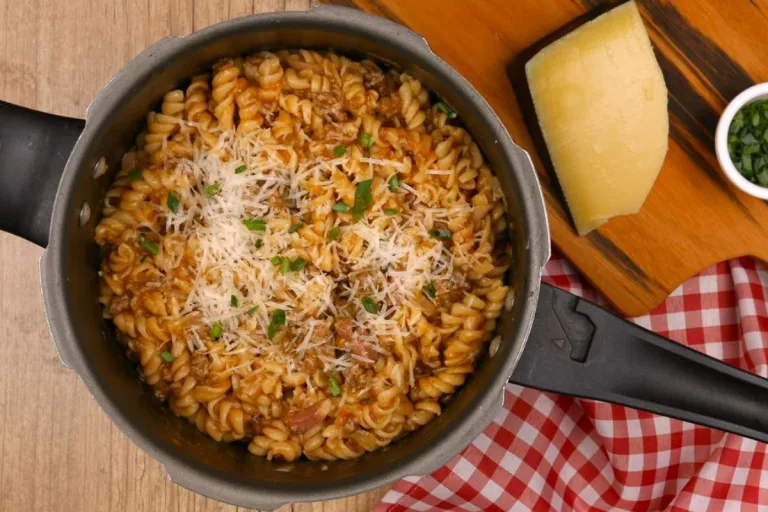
[{"left": 526, "top": 1, "right": 668, "bottom": 235}]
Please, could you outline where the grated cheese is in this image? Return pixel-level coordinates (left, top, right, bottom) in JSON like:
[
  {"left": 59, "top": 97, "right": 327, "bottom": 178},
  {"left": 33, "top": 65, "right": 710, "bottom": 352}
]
[{"left": 163, "top": 126, "right": 471, "bottom": 374}]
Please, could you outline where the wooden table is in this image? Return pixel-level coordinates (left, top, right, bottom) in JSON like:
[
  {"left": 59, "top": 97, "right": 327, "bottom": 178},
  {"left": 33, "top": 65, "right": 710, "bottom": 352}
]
[{"left": 0, "top": 1, "right": 388, "bottom": 510}]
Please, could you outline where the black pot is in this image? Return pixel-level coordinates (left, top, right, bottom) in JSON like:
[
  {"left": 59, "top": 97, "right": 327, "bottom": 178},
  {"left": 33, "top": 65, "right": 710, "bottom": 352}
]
[{"left": 2, "top": 6, "right": 768, "bottom": 510}]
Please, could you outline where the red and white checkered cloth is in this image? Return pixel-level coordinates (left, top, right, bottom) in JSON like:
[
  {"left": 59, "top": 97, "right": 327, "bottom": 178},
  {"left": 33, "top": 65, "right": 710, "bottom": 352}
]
[{"left": 377, "top": 250, "right": 768, "bottom": 511}]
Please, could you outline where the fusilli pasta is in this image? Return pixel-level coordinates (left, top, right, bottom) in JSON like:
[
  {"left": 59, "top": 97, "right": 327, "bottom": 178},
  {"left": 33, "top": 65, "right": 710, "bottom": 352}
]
[{"left": 95, "top": 50, "right": 512, "bottom": 462}]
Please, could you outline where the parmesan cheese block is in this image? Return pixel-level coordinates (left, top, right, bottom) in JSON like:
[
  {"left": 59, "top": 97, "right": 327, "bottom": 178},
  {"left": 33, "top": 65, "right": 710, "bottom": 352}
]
[{"left": 525, "top": 1, "right": 668, "bottom": 235}]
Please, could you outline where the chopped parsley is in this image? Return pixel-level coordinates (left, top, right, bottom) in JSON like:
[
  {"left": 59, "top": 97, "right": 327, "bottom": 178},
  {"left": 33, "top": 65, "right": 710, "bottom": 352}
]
[
  {"left": 424, "top": 281, "right": 437, "bottom": 299},
  {"left": 291, "top": 257, "right": 307, "bottom": 271},
  {"left": 328, "top": 375, "right": 342, "bottom": 397},
  {"left": 139, "top": 237, "right": 159, "bottom": 255},
  {"left": 728, "top": 99, "right": 768, "bottom": 186},
  {"left": 436, "top": 101, "right": 457, "bottom": 119},
  {"left": 209, "top": 322, "right": 223, "bottom": 340},
  {"left": 203, "top": 183, "right": 220, "bottom": 196},
  {"left": 429, "top": 228, "right": 453, "bottom": 241},
  {"left": 388, "top": 175, "right": 401, "bottom": 192},
  {"left": 268, "top": 309, "right": 286, "bottom": 340},
  {"left": 361, "top": 296, "right": 378, "bottom": 314},
  {"left": 333, "top": 202, "right": 351, "bottom": 213},
  {"left": 167, "top": 191, "right": 180, "bottom": 213},
  {"left": 360, "top": 131, "right": 373, "bottom": 148},
  {"left": 243, "top": 218, "right": 266, "bottom": 231},
  {"left": 351, "top": 179, "right": 374, "bottom": 221}
]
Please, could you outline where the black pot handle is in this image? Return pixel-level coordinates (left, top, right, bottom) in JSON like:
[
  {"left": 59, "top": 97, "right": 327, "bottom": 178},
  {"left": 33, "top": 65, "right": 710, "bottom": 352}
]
[
  {"left": 511, "top": 282, "right": 768, "bottom": 443},
  {"left": 0, "top": 101, "right": 85, "bottom": 247}
]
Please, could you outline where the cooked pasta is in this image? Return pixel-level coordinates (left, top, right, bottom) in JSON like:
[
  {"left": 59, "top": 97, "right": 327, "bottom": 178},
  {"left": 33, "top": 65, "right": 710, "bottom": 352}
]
[{"left": 94, "top": 50, "right": 512, "bottom": 462}]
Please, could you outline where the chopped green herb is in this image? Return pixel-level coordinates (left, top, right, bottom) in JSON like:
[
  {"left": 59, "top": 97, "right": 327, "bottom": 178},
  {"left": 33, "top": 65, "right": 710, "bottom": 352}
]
[
  {"left": 234, "top": 164, "right": 248, "bottom": 174},
  {"left": 246, "top": 306, "right": 258, "bottom": 315},
  {"left": 209, "top": 322, "right": 223, "bottom": 340},
  {"left": 328, "top": 227, "right": 342, "bottom": 241},
  {"left": 267, "top": 309, "right": 286, "bottom": 340},
  {"left": 160, "top": 351, "right": 175, "bottom": 363},
  {"left": 730, "top": 112, "right": 744, "bottom": 134},
  {"left": 255, "top": 239, "right": 264, "bottom": 249},
  {"left": 334, "top": 145, "right": 346, "bottom": 157},
  {"left": 230, "top": 295, "right": 238, "bottom": 307},
  {"left": 243, "top": 218, "right": 266, "bottom": 231},
  {"left": 127, "top": 170, "right": 143, "bottom": 181},
  {"left": 728, "top": 99, "right": 768, "bottom": 185},
  {"left": 759, "top": 170, "right": 768, "bottom": 187},
  {"left": 351, "top": 179, "right": 374, "bottom": 221},
  {"left": 291, "top": 257, "right": 307, "bottom": 272},
  {"left": 333, "top": 202, "right": 350, "bottom": 213},
  {"left": 139, "top": 237, "right": 159, "bottom": 255},
  {"left": 328, "top": 375, "right": 341, "bottom": 397},
  {"left": 140, "top": 255, "right": 148, "bottom": 263},
  {"left": 429, "top": 228, "right": 453, "bottom": 241},
  {"left": 280, "top": 258, "right": 291, "bottom": 275},
  {"left": 742, "top": 133, "right": 759, "bottom": 145},
  {"left": 384, "top": 208, "right": 398, "bottom": 216},
  {"left": 360, "top": 131, "right": 373, "bottom": 148},
  {"left": 167, "top": 191, "right": 180, "bottom": 213},
  {"left": 744, "top": 153, "right": 753, "bottom": 173},
  {"left": 388, "top": 175, "right": 401, "bottom": 192},
  {"left": 271, "top": 256, "right": 283, "bottom": 266},
  {"left": 436, "top": 101, "right": 457, "bottom": 119},
  {"left": 288, "top": 223, "right": 303, "bottom": 234},
  {"left": 361, "top": 296, "right": 378, "bottom": 314},
  {"left": 424, "top": 281, "right": 437, "bottom": 299},
  {"left": 203, "top": 183, "right": 220, "bottom": 196}
]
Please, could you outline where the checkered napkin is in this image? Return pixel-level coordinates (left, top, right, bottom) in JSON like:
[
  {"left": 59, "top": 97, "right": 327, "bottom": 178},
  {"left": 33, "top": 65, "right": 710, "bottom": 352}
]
[{"left": 376, "top": 251, "right": 768, "bottom": 511}]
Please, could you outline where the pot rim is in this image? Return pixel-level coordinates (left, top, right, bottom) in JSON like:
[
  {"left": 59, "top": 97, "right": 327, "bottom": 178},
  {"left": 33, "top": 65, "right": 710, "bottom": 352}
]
[{"left": 41, "top": 5, "right": 549, "bottom": 509}]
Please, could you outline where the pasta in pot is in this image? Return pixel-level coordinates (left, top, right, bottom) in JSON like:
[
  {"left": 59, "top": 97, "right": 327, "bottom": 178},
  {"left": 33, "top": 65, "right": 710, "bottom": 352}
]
[{"left": 94, "top": 50, "right": 512, "bottom": 462}]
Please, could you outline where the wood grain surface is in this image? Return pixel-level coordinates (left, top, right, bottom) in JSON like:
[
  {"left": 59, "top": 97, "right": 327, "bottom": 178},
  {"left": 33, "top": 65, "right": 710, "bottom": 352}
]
[
  {"left": 327, "top": 0, "right": 768, "bottom": 316},
  {"left": 0, "top": 2, "right": 388, "bottom": 511}
]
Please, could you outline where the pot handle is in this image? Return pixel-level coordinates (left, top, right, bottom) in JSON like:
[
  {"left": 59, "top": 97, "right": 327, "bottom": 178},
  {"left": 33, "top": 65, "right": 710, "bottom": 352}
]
[
  {"left": 510, "top": 282, "right": 768, "bottom": 443},
  {"left": 0, "top": 101, "right": 84, "bottom": 247}
]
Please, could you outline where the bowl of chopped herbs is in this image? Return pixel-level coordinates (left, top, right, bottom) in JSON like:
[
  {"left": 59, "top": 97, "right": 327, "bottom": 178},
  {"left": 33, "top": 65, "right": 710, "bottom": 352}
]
[{"left": 716, "top": 83, "right": 768, "bottom": 199}]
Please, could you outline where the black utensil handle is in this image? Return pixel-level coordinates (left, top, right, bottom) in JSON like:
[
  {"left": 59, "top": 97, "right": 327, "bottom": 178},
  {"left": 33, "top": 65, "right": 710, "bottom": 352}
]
[
  {"left": 511, "top": 282, "right": 768, "bottom": 443},
  {"left": 0, "top": 101, "right": 85, "bottom": 247}
]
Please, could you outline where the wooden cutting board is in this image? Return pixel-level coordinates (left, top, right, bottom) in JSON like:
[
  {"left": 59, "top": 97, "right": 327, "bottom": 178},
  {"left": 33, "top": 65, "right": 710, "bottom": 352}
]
[{"left": 324, "top": 0, "right": 768, "bottom": 317}]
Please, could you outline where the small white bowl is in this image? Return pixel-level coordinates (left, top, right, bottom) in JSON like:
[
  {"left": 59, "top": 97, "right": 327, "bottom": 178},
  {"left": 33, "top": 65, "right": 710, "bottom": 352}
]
[{"left": 715, "top": 82, "right": 768, "bottom": 200}]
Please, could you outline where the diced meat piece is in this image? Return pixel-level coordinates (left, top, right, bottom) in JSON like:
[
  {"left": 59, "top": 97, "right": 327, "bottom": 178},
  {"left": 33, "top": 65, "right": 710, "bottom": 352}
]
[
  {"left": 313, "top": 91, "right": 346, "bottom": 122},
  {"left": 335, "top": 317, "right": 354, "bottom": 343},
  {"left": 336, "top": 317, "right": 378, "bottom": 365},
  {"left": 375, "top": 96, "right": 401, "bottom": 118},
  {"left": 361, "top": 61, "right": 385, "bottom": 93},
  {"left": 283, "top": 400, "right": 331, "bottom": 434},
  {"left": 302, "top": 354, "right": 321, "bottom": 373},
  {"left": 381, "top": 71, "right": 399, "bottom": 96},
  {"left": 351, "top": 339, "right": 379, "bottom": 366},
  {"left": 190, "top": 353, "right": 210, "bottom": 381}
]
